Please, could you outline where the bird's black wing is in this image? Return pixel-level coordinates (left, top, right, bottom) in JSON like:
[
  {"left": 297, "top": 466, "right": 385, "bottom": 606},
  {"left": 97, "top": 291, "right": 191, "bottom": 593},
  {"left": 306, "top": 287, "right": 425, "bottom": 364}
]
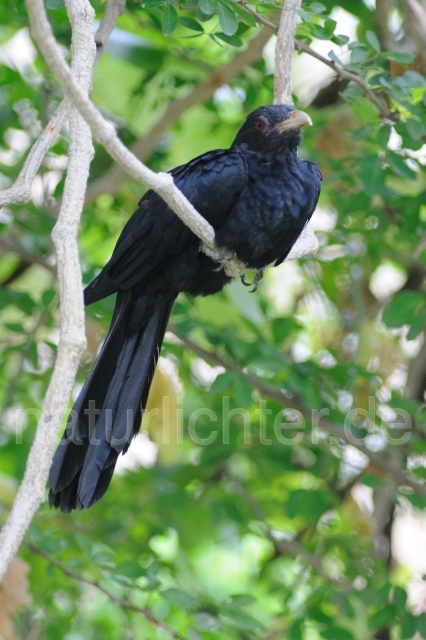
[{"left": 85, "top": 149, "right": 248, "bottom": 304}]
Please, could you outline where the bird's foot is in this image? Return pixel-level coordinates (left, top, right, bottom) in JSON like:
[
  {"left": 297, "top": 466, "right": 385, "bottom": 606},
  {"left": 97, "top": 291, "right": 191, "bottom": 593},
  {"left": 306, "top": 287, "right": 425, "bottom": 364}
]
[
  {"left": 241, "top": 268, "right": 264, "bottom": 293},
  {"left": 212, "top": 249, "right": 238, "bottom": 272}
]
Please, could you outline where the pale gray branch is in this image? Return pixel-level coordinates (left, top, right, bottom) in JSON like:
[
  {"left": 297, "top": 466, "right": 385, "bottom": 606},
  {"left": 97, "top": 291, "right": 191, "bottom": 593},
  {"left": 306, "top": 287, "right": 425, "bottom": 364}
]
[
  {"left": 82, "top": 28, "right": 271, "bottom": 206},
  {"left": 0, "top": 0, "right": 97, "bottom": 582},
  {"left": 0, "top": 0, "right": 125, "bottom": 211},
  {"left": 240, "top": 0, "right": 398, "bottom": 121},
  {"left": 274, "top": 0, "right": 301, "bottom": 105}
]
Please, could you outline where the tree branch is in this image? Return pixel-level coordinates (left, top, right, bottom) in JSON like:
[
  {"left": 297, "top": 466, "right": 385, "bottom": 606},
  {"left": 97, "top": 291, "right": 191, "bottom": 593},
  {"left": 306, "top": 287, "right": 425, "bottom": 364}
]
[
  {"left": 0, "top": 0, "right": 97, "bottom": 582},
  {"left": 240, "top": 1, "right": 398, "bottom": 121},
  {"left": 274, "top": 0, "right": 301, "bottom": 105},
  {"left": 83, "top": 28, "right": 271, "bottom": 206},
  {"left": 0, "top": 235, "right": 57, "bottom": 275},
  {"left": 0, "top": 0, "right": 126, "bottom": 210},
  {"left": 28, "top": 544, "right": 185, "bottom": 640},
  {"left": 168, "top": 325, "right": 426, "bottom": 498}
]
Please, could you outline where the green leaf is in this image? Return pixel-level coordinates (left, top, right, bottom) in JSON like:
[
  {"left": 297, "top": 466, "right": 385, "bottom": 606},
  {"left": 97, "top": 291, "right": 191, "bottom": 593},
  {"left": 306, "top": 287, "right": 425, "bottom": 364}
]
[
  {"left": 233, "top": 377, "right": 252, "bottom": 408},
  {"left": 272, "top": 317, "right": 302, "bottom": 343},
  {"left": 334, "top": 34, "right": 349, "bottom": 45},
  {"left": 215, "top": 32, "right": 243, "bottom": 46},
  {"left": 321, "top": 628, "right": 354, "bottom": 640},
  {"left": 114, "top": 562, "right": 146, "bottom": 578},
  {"left": 407, "top": 305, "right": 426, "bottom": 340},
  {"left": 231, "top": 3, "right": 256, "bottom": 26},
  {"left": 370, "top": 605, "right": 396, "bottom": 629},
  {"left": 342, "top": 84, "right": 364, "bottom": 100},
  {"left": 377, "top": 125, "right": 391, "bottom": 147},
  {"left": 401, "top": 492, "right": 426, "bottom": 510},
  {"left": 287, "top": 489, "right": 336, "bottom": 521},
  {"left": 382, "top": 291, "right": 424, "bottom": 328},
  {"left": 162, "top": 588, "right": 199, "bottom": 610},
  {"left": 220, "top": 606, "right": 264, "bottom": 630},
  {"left": 359, "top": 154, "right": 385, "bottom": 196},
  {"left": 218, "top": 3, "right": 238, "bottom": 35},
  {"left": 386, "top": 150, "right": 417, "bottom": 179},
  {"left": 91, "top": 550, "right": 115, "bottom": 566},
  {"left": 329, "top": 50, "right": 343, "bottom": 65},
  {"left": 162, "top": 4, "right": 178, "bottom": 35},
  {"left": 198, "top": 0, "right": 217, "bottom": 15},
  {"left": 406, "top": 118, "right": 426, "bottom": 140},
  {"left": 46, "top": 0, "right": 65, "bottom": 8},
  {"left": 210, "top": 372, "right": 233, "bottom": 393},
  {"left": 42, "top": 290, "right": 56, "bottom": 308},
  {"left": 179, "top": 17, "right": 204, "bottom": 31},
  {"left": 5, "top": 323, "right": 23, "bottom": 333},
  {"left": 393, "top": 586, "right": 407, "bottom": 613},
  {"left": 26, "top": 342, "right": 39, "bottom": 369},
  {"left": 197, "top": 7, "right": 214, "bottom": 21},
  {"left": 226, "top": 594, "right": 257, "bottom": 607},
  {"left": 194, "top": 612, "right": 220, "bottom": 631},
  {"left": 75, "top": 533, "right": 92, "bottom": 559},
  {"left": 310, "top": 2, "right": 326, "bottom": 13},
  {"left": 361, "top": 474, "right": 385, "bottom": 488},
  {"left": 417, "top": 613, "right": 426, "bottom": 638},
  {"left": 290, "top": 619, "right": 303, "bottom": 640},
  {"left": 386, "top": 51, "right": 417, "bottom": 64},
  {"left": 400, "top": 611, "right": 417, "bottom": 639},
  {"left": 366, "top": 30, "right": 380, "bottom": 52},
  {"left": 350, "top": 45, "right": 370, "bottom": 64}
]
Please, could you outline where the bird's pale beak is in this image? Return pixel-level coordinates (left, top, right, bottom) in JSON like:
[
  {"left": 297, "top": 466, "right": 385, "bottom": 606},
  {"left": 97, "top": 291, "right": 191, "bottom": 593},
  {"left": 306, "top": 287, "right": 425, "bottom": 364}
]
[{"left": 276, "top": 110, "right": 313, "bottom": 131}]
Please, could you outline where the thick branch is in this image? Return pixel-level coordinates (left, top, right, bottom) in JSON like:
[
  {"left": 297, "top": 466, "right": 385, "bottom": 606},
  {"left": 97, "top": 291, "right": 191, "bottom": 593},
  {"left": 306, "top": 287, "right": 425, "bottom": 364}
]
[
  {"left": 83, "top": 28, "right": 271, "bottom": 205},
  {"left": 0, "top": 0, "right": 125, "bottom": 210},
  {"left": 169, "top": 325, "right": 426, "bottom": 498},
  {"left": 274, "top": 0, "right": 301, "bottom": 105},
  {"left": 399, "top": 0, "right": 426, "bottom": 71},
  {"left": 0, "top": 0, "right": 97, "bottom": 582}
]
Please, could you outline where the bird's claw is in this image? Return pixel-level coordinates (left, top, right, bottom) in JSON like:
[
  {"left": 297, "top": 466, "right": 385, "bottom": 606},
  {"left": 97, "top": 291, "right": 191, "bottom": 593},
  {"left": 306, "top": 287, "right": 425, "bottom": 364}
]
[
  {"left": 212, "top": 250, "right": 238, "bottom": 272},
  {"left": 240, "top": 268, "right": 265, "bottom": 293}
]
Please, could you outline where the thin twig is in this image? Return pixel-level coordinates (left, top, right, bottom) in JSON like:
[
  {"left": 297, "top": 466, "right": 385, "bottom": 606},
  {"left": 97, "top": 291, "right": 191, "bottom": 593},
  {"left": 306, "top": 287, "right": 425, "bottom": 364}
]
[
  {"left": 0, "top": 0, "right": 126, "bottom": 210},
  {"left": 28, "top": 544, "right": 185, "bottom": 640},
  {"left": 168, "top": 324, "right": 426, "bottom": 498},
  {"left": 240, "top": 1, "right": 398, "bottom": 121},
  {"left": 0, "top": 236, "right": 57, "bottom": 274}
]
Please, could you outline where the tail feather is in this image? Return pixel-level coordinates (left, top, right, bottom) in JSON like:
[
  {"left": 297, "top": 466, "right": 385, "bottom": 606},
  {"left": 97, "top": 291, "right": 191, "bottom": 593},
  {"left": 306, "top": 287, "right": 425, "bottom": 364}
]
[{"left": 48, "top": 292, "right": 176, "bottom": 512}]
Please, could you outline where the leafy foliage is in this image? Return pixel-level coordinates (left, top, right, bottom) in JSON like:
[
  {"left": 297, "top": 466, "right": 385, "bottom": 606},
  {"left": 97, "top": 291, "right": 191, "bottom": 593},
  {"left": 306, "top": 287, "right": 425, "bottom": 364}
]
[{"left": 1, "top": 0, "right": 426, "bottom": 638}]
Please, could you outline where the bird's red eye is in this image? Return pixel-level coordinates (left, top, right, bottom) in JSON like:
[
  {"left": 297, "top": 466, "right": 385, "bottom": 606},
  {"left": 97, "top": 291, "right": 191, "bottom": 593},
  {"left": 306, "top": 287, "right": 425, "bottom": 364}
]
[{"left": 255, "top": 118, "right": 266, "bottom": 131}]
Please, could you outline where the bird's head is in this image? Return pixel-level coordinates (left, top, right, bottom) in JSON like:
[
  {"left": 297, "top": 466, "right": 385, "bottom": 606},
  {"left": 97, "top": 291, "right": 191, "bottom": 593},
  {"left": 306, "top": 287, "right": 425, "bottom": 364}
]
[{"left": 232, "top": 105, "right": 312, "bottom": 156}]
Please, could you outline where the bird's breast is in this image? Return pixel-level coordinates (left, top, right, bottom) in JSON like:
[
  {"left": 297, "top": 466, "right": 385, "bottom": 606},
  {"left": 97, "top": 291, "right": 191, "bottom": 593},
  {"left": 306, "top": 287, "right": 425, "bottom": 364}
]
[{"left": 214, "top": 158, "right": 318, "bottom": 269}]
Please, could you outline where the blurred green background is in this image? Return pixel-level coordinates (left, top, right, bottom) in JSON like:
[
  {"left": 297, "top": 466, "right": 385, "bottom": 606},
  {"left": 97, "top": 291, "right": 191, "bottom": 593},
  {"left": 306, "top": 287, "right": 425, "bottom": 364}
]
[{"left": 1, "top": 0, "right": 426, "bottom": 638}]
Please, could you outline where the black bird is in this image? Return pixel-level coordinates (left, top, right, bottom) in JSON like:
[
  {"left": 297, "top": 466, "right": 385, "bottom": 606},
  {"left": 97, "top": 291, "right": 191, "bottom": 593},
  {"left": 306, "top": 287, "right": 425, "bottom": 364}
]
[{"left": 49, "top": 104, "right": 322, "bottom": 512}]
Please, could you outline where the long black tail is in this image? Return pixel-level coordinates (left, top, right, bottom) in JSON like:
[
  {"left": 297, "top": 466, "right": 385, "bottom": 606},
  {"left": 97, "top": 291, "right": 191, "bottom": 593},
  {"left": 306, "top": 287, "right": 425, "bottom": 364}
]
[{"left": 49, "top": 291, "right": 176, "bottom": 512}]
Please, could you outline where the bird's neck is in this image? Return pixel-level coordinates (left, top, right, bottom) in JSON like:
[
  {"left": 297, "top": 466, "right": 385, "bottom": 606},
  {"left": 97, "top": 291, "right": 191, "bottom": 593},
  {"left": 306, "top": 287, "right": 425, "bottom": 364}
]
[{"left": 256, "top": 146, "right": 300, "bottom": 165}]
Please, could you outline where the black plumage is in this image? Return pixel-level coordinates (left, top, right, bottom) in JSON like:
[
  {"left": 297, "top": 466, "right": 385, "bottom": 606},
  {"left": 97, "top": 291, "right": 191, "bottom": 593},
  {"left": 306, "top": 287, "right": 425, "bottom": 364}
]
[{"left": 49, "top": 104, "right": 322, "bottom": 512}]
